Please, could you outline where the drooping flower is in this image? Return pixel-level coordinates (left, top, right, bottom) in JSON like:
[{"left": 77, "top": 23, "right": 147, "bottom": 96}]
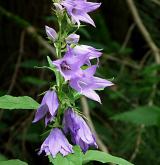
[
  {"left": 73, "top": 45, "right": 102, "bottom": 65},
  {"left": 32, "top": 90, "right": 59, "bottom": 126},
  {"left": 45, "top": 26, "right": 57, "bottom": 42},
  {"left": 52, "top": 46, "right": 88, "bottom": 81},
  {"left": 39, "top": 128, "right": 73, "bottom": 158},
  {"left": 69, "top": 65, "right": 113, "bottom": 103},
  {"left": 65, "top": 34, "right": 80, "bottom": 44},
  {"left": 61, "top": 0, "right": 101, "bottom": 27},
  {"left": 63, "top": 108, "right": 97, "bottom": 152}
]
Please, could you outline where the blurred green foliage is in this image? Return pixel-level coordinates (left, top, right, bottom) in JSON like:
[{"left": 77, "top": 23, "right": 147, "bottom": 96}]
[{"left": 0, "top": 0, "right": 160, "bottom": 165}]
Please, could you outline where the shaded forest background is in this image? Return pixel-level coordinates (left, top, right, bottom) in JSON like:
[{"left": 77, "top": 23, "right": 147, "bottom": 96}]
[{"left": 0, "top": 0, "right": 160, "bottom": 164}]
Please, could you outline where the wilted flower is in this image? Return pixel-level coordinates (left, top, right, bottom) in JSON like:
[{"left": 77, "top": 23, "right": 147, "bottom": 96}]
[
  {"left": 61, "top": 0, "right": 101, "bottom": 27},
  {"left": 39, "top": 128, "right": 73, "bottom": 158},
  {"left": 33, "top": 90, "right": 59, "bottom": 126},
  {"left": 45, "top": 26, "right": 57, "bottom": 42},
  {"left": 52, "top": 46, "right": 88, "bottom": 81},
  {"left": 69, "top": 65, "right": 113, "bottom": 103},
  {"left": 63, "top": 108, "right": 97, "bottom": 152},
  {"left": 65, "top": 34, "right": 80, "bottom": 44}
]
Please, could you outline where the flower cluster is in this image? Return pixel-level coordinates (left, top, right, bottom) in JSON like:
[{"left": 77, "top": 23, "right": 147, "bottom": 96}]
[{"left": 33, "top": 0, "right": 113, "bottom": 159}]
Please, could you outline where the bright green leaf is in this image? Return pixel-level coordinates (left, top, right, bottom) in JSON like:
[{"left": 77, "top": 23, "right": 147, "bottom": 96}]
[
  {"left": 112, "top": 106, "right": 160, "bottom": 126},
  {"left": 0, "top": 159, "right": 28, "bottom": 165},
  {"left": 48, "top": 146, "right": 83, "bottom": 165},
  {"left": 49, "top": 154, "right": 71, "bottom": 165},
  {"left": 66, "top": 146, "right": 83, "bottom": 165},
  {"left": 83, "top": 150, "right": 134, "bottom": 165},
  {"left": 0, "top": 154, "right": 7, "bottom": 161},
  {"left": 0, "top": 95, "right": 39, "bottom": 110}
]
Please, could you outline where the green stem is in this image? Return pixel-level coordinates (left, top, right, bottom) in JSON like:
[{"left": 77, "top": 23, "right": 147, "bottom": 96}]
[{"left": 56, "top": 17, "right": 63, "bottom": 123}]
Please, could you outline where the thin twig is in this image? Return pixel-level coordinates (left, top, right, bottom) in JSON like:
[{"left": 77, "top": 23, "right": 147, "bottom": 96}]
[
  {"left": 126, "top": 0, "right": 160, "bottom": 64},
  {"left": 7, "top": 30, "right": 25, "bottom": 94},
  {"left": 103, "top": 54, "right": 140, "bottom": 70},
  {"left": 126, "top": 1, "right": 160, "bottom": 161},
  {"left": 130, "top": 124, "right": 144, "bottom": 161},
  {"left": 120, "top": 23, "right": 136, "bottom": 52},
  {"left": 0, "top": 30, "right": 26, "bottom": 120},
  {"left": 80, "top": 96, "right": 110, "bottom": 153},
  {"left": 151, "top": 0, "right": 160, "bottom": 6},
  {"left": 26, "top": 26, "right": 56, "bottom": 56},
  {"left": 0, "top": 6, "right": 56, "bottom": 57}
]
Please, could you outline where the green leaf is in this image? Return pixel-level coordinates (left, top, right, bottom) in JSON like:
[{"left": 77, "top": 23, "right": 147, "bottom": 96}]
[
  {"left": 0, "top": 159, "right": 28, "bottom": 165},
  {"left": 49, "top": 146, "right": 83, "bottom": 165},
  {"left": 21, "top": 76, "right": 47, "bottom": 87},
  {"left": 49, "top": 154, "right": 71, "bottom": 165},
  {"left": 66, "top": 146, "right": 83, "bottom": 165},
  {"left": 112, "top": 106, "right": 160, "bottom": 126},
  {"left": 0, "top": 95, "right": 39, "bottom": 110},
  {"left": 0, "top": 154, "right": 7, "bottom": 161},
  {"left": 47, "top": 56, "right": 61, "bottom": 87},
  {"left": 83, "top": 150, "right": 134, "bottom": 165}
]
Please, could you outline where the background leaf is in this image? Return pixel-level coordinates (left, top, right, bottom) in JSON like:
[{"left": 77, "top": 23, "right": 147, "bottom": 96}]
[
  {"left": 112, "top": 106, "right": 160, "bottom": 126},
  {"left": 0, "top": 95, "right": 39, "bottom": 110}
]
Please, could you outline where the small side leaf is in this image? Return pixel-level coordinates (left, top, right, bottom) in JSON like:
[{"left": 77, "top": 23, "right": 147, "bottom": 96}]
[
  {"left": 0, "top": 159, "right": 28, "bottom": 165},
  {"left": 83, "top": 150, "right": 134, "bottom": 165},
  {"left": 0, "top": 95, "right": 39, "bottom": 110}
]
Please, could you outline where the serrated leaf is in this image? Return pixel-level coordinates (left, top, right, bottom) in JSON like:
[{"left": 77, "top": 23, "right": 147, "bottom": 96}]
[
  {"left": 48, "top": 146, "right": 83, "bottom": 165},
  {"left": 112, "top": 106, "right": 160, "bottom": 126},
  {"left": 66, "top": 146, "right": 83, "bottom": 165},
  {"left": 0, "top": 159, "right": 28, "bottom": 165},
  {"left": 83, "top": 150, "right": 134, "bottom": 165},
  {"left": 0, "top": 95, "right": 39, "bottom": 110},
  {"left": 49, "top": 154, "right": 71, "bottom": 165}
]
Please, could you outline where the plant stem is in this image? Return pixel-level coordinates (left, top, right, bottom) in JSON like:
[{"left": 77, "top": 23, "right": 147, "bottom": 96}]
[{"left": 56, "top": 17, "right": 63, "bottom": 123}]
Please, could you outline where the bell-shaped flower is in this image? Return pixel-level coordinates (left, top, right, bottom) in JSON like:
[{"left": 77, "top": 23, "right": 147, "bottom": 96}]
[
  {"left": 32, "top": 90, "right": 59, "bottom": 126},
  {"left": 69, "top": 65, "right": 113, "bottom": 103},
  {"left": 61, "top": 0, "right": 101, "bottom": 27},
  {"left": 65, "top": 34, "right": 80, "bottom": 44},
  {"left": 39, "top": 128, "right": 73, "bottom": 158},
  {"left": 73, "top": 45, "right": 102, "bottom": 65},
  {"left": 52, "top": 46, "right": 88, "bottom": 81},
  {"left": 63, "top": 108, "right": 97, "bottom": 152},
  {"left": 45, "top": 26, "right": 58, "bottom": 42}
]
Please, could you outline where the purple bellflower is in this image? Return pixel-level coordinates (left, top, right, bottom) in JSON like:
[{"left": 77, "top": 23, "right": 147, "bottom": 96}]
[
  {"left": 39, "top": 128, "right": 73, "bottom": 158},
  {"left": 61, "top": 0, "right": 101, "bottom": 27},
  {"left": 69, "top": 65, "right": 113, "bottom": 103},
  {"left": 63, "top": 108, "right": 97, "bottom": 152},
  {"left": 45, "top": 26, "right": 57, "bottom": 42},
  {"left": 65, "top": 34, "right": 80, "bottom": 44},
  {"left": 33, "top": 90, "right": 59, "bottom": 126},
  {"left": 52, "top": 46, "right": 88, "bottom": 81},
  {"left": 73, "top": 45, "right": 102, "bottom": 65}
]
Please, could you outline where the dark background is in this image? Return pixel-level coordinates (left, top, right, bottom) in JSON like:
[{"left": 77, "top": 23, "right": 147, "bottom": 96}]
[{"left": 0, "top": 0, "right": 160, "bottom": 164}]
